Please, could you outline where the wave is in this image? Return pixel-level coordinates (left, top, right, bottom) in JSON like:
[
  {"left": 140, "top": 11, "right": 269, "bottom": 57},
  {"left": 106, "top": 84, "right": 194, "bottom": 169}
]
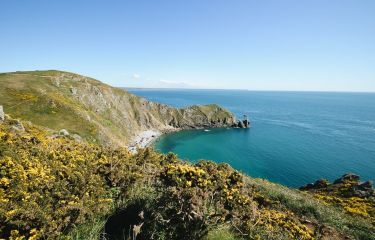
[{"left": 259, "top": 118, "right": 316, "bottom": 130}]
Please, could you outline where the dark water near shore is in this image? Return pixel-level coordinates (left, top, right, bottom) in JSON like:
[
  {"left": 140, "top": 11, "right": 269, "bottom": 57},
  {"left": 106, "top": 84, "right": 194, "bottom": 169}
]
[{"left": 128, "top": 89, "right": 375, "bottom": 187}]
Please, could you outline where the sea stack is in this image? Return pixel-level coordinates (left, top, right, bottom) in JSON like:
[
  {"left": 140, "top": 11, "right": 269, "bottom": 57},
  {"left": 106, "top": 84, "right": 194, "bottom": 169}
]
[{"left": 233, "top": 115, "right": 250, "bottom": 128}]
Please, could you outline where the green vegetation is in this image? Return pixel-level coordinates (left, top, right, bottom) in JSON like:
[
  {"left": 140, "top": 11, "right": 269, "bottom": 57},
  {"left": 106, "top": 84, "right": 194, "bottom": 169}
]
[
  {"left": 300, "top": 177, "right": 375, "bottom": 228},
  {"left": 1, "top": 117, "right": 373, "bottom": 240},
  {"left": 0, "top": 70, "right": 373, "bottom": 239},
  {"left": 0, "top": 71, "right": 235, "bottom": 148},
  {"left": 0, "top": 71, "right": 104, "bottom": 143}
]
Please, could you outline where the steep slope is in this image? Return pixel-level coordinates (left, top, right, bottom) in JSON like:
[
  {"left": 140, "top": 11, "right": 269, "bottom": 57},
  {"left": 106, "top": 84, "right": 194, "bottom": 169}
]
[{"left": 0, "top": 70, "right": 236, "bottom": 147}]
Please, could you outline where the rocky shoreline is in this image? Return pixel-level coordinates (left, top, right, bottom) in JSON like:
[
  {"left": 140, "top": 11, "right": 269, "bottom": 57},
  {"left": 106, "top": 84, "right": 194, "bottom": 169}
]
[
  {"left": 127, "top": 127, "right": 182, "bottom": 153},
  {"left": 127, "top": 115, "right": 250, "bottom": 153},
  {"left": 127, "top": 119, "right": 251, "bottom": 154},
  {"left": 300, "top": 173, "right": 374, "bottom": 198},
  {"left": 128, "top": 130, "right": 162, "bottom": 153}
]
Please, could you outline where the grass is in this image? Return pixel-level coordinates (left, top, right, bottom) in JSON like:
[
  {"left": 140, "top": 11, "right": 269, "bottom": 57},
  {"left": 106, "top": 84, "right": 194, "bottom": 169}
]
[
  {"left": 62, "top": 218, "right": 107, "bottom": 240},
  {"left": 0, "top": 70, "right": 235, "bottom": 147},
  {"left": 204, "top": 225, "right": 238, "bottom": 240},
  {"left": 246, "top": 178, "right": 374, "bottom": 239},
  {"left": 0, "top": 73, "right": 100, "bottom": 142}
]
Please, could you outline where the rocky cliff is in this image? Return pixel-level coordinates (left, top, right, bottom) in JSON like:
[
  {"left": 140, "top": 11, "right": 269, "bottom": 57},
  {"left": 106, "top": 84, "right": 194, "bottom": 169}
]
[{"left": 0, "top": 70, "right": 236, "bottom": 147}]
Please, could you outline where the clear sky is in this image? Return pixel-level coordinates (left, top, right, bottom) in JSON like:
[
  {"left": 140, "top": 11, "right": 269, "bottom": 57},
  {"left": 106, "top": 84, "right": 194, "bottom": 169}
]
[{"left": 1, "top": 0, "right": 374, "bottom": 91}]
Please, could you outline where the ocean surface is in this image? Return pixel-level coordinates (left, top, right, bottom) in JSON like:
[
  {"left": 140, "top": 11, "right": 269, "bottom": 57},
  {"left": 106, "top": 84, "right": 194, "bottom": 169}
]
[{"left": 128, "top": 89, "right": 375, "bottom": 187}]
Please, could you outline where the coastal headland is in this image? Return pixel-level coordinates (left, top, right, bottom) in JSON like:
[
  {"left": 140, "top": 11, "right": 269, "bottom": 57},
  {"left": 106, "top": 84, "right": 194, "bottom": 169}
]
[
  {"left": 0, "top": 70, "right": 373, "bottom": 239},
  {"left": 0, "top": 70, "right": 239, "bottom": 151}
]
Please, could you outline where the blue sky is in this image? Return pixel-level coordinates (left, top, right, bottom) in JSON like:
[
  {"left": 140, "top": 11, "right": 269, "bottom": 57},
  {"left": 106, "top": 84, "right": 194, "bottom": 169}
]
[{"left": 1, "top": 0, "right": 374, "bottom": 91}]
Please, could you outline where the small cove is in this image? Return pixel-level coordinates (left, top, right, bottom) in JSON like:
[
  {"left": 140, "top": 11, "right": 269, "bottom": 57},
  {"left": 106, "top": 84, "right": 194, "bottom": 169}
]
[{"left": 129, "top": 89, "right": 375, "bottom": 187}]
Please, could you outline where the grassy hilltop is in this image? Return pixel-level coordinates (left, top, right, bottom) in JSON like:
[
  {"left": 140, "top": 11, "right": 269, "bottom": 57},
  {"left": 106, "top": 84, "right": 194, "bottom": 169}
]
[
  {"left": 0, "top": 71, "right": 374, "bottom": 239},
  {"left": 0, "top": 70, "right": 235, "bottom": 147}
]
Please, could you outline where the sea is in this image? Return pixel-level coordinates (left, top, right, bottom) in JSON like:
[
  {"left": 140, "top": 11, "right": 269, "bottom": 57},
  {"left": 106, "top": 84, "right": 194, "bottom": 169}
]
[{"left": 128, "top": 89, "right": 375, "bottom": 187}]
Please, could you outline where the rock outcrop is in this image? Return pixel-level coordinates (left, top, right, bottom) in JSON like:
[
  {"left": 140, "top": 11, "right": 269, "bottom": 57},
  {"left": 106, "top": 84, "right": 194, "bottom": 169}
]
[
  {"left": 9, "top": 119, "right": 25, "bottom": 132},
  {"left": 300, "top": 173, "right": 374, "bottom": 198},
  {"left": 353, "top": 181, "right": 374, "bottom": 198},
  {"left": 0, "top": 105, "right": 4, "bottom": 123},
  {"left": 233, "top": 119, "right": 250, "bottom": 128},
  {"left": 300, "top": 173, "right": 374, "bottom": 226},
  {"left": 333, "top": 173, "right": 360, "bottom": 184},
  {"left": 299, "top": 179, "right": 329, "bottom": 190},
  {"left": 59, "top": 129, "right": 69, "bottom": 136}
]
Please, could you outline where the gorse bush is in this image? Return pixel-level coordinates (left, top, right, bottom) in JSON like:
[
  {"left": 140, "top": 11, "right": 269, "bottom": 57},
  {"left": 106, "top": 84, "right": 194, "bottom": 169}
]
[
  {"left": 1, "top": 117, "right": 374, "bottom": 239},
  {"left": 0, "top": 120, "right": 119, "bottom": 239},
  {"left": 300, "top": 176, "right": 375, "bottom": 226},
  {"left": 0, "top": 119, "right": 163, "bottom": 239}
]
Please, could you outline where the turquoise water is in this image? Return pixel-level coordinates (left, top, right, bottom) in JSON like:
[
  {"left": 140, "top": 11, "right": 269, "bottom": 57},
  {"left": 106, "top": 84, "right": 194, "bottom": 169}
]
[{"left": 128, "top": 89, "right": 375, "bottom": 187}]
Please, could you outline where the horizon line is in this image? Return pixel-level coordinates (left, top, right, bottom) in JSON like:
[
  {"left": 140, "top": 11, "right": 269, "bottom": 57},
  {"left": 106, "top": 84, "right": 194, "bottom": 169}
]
[
  {"left": 122, "top": 87, "right": 375, "bottom": 94},
  {"left": 2, "top": 69, "right": 374, "bottom": 94}
]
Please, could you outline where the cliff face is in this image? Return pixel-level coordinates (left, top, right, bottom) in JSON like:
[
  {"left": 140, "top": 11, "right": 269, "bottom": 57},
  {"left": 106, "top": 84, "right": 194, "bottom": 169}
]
[{"left": 0, "top": 70, "right": 236, "bottom": 147}]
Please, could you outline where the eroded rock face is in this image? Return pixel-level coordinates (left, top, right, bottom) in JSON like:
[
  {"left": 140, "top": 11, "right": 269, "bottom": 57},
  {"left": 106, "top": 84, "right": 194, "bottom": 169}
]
[
  {"left": 168, "top": 105, "right": 237, "bottom": 129},
  {"left": 61, "top": 75, "right": 236, "bottom": 135}
]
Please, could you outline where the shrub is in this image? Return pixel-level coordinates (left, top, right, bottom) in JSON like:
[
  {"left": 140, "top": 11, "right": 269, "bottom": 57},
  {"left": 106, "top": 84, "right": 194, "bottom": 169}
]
[{"left": 1, "top": 118, "right": 374, "bottom": 239}]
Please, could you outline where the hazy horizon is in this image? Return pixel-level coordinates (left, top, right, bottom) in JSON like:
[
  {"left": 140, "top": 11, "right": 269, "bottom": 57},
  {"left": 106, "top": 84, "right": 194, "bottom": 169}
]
[
  {"left": 123, "top": 86, "right": 375, "bottom": 93},
  {"left": 1, "top": 1, "right": 374, "bottom": 92}
]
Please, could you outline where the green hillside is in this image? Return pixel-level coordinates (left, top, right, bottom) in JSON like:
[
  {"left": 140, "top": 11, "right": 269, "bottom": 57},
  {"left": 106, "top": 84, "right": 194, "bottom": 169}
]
[{"left": 0, "top": 70, "right": 235, "bottom": 147}]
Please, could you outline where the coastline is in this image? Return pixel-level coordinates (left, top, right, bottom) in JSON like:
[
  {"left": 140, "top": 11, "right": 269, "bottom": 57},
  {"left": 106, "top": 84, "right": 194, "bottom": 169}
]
[
  {"left": 128, "top": 130, "right": 161, "bottom": 153},
  {"left": 127, "top": 126, "right": 221, "bottom": 153},
  {"left": 127, "top": 127, "right": 179, "bottom": 153},
  {"left": 127, "top": 118, "right": 246, "bottom": 154}
]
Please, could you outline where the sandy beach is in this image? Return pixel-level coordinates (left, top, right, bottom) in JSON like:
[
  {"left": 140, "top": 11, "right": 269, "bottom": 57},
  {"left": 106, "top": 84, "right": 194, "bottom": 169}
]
[{"left": 128, "top": 130, "right": 161, "bottom": 153}]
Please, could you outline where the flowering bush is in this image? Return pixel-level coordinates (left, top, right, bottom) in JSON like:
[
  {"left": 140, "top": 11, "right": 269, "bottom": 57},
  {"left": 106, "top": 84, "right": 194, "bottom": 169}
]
[{"left": 1, "top": 117, "right": 373, "bottom": 239}]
